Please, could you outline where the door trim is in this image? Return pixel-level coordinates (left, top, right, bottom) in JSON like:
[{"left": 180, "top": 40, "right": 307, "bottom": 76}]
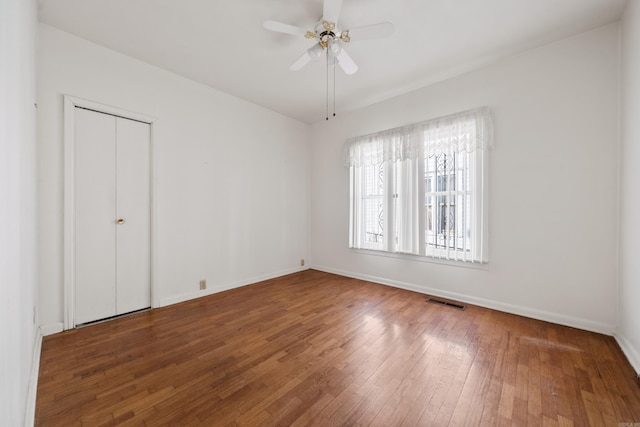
[{"left": 63, "top": 95, "right": 158, "bottom": 330}]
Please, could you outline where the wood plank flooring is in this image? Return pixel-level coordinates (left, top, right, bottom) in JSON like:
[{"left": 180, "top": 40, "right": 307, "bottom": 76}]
[{"left": 36, "top": 270, "right": 640, "bottom": 426}]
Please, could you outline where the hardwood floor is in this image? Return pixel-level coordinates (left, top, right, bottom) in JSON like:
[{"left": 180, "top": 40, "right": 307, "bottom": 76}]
[{"left": 36, "top": 270, "right": 640, "bottom": 426}]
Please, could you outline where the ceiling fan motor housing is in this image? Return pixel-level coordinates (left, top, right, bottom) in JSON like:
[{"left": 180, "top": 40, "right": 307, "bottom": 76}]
[{"left": 315, "top": 21, "right": 343, "bottom": 56}]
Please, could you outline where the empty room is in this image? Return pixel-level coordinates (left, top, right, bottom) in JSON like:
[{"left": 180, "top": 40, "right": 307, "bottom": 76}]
[{"left": 3, "top": 0, "right": 640, "bottom": 425}]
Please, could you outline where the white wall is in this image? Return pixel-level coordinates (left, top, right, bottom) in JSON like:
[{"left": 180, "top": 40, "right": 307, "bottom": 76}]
[
  {"left": 37, "top": 24, "right": 309, "bottom": 329},
  {"left": 619, "top": 0, "right": 640, "bottom": 373},
  {"left": 0, "top": 0, "right": 39, "bottom": 425},
  {"left": 310, "top": 24, "right": 620, "bottom": 334}
]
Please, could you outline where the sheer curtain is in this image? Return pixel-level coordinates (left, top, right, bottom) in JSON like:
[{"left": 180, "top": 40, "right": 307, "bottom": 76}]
[{"left": 346, "top": 107, "right": 493, "bottom": 262}]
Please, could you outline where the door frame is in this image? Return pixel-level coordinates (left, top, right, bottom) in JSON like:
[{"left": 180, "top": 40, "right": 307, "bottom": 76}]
[{"left": 63, "top": 95, "right": 158, "bottom": 329}]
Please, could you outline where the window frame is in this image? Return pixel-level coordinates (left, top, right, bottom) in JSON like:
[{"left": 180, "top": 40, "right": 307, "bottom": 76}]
[{"left": 347, "top": 108, "right": 491, "bottom": 264}]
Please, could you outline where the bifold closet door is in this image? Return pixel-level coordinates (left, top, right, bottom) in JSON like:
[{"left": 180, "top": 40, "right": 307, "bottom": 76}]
[
  {"left": 74, "top": 107, "right": 150, "bottom": 325},
  {"left": 75, "top": 108, "right": 117, "bottom": 324},
  {"left": 115, "top": 117, "right": 151, "bottom": 315}
]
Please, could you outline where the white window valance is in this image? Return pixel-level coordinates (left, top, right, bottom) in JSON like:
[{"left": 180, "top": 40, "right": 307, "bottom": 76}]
[{"left": 345, "top": 107, "right": 493, "bottom": 167}]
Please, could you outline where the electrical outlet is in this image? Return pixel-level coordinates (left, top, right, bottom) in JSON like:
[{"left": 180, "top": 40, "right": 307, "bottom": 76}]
[
  {"left": 199, "top": 280, "right": 206, "bottom": 290},
  {"left": 300, "top": 259, "right": 305, "bottom": 267}
]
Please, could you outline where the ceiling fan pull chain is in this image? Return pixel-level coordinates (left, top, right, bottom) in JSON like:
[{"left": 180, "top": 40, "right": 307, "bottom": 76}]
[
  {"left": 333, "top": 53, "right": 336, "bottom": 117},
  {"left": 326, "top": 46, "right": 329, "bottom": 121}
]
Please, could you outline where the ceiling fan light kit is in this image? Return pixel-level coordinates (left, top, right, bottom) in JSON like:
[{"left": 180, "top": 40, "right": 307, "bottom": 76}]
[{"left": 263, "top": 0, "right": 393, "bottom": 121}]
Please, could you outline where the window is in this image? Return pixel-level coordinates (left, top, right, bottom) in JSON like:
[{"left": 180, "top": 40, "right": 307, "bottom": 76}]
[{"left": 347, "top": 107, "right": 492, "bottom": 263}]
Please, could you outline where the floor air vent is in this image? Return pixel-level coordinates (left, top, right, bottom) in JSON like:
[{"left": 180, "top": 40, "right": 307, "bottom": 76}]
[{"left": 427, "top": 298, "right": 466, "bottom": 310}]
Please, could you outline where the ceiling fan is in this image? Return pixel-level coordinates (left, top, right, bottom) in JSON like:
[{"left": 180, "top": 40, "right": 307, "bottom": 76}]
[{"left": 263, "top": 0, "right": 394, "bottom": 75}]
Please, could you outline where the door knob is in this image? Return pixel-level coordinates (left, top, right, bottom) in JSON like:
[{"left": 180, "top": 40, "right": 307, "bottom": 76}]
[{"left": 117, "top": 218, "right": 125, "bottom": 224}]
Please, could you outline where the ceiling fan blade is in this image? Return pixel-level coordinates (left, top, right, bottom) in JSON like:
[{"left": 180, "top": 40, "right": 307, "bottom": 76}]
[
  {"left": 264, "top": 20, "right": 309, "bottom": 36},
  {"left": 344, "top": 22, "right": 394, "bottom": 41},
  {"left": 290, "top": 51, "right": 312, "bottom": 71},
  {"left": 322, "top": 0, "right": 343, "bottom": 26},
  {"left": 290, "top": 44, "right": 325, "bottom": 71},
  {"left": 337, "top": 48, "right": 358, "bottom": 75}
]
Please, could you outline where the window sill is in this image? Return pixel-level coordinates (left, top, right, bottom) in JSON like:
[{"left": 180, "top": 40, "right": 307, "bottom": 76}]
[{"left": 350, "top": 247, "right": 489, "bottom": 270}]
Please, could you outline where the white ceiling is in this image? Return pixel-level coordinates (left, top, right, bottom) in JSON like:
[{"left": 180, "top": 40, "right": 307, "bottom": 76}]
[{"left": 37, "top": 0, "right": 627, "bottom": 124}]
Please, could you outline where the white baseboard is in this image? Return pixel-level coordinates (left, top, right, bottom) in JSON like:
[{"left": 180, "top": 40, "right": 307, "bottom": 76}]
[
  {"left": 40, "top": 322, "right": 63, "bottom": 336},
  {"left": 615, "top": 333, "right": 640, "bottom": 375},
  {"left": 159, "top": 266, "right": 310, "bottom": 307},
  {"left": 312, "top": 265, "right": 615, "bottom": 336},
  {"left": 24, "top": 326, "right": 43, "bottom": 427}
]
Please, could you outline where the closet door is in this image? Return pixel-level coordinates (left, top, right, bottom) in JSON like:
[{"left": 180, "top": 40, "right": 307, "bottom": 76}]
[
  {"left": 74, "top": 108, "right": 117, "bottom": 325},
  {"left": 115, "top": 117, "right": 151, "bottom": 315},
  {"left": 74, "top": 108, "right": 151, "bottom": 325}
]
